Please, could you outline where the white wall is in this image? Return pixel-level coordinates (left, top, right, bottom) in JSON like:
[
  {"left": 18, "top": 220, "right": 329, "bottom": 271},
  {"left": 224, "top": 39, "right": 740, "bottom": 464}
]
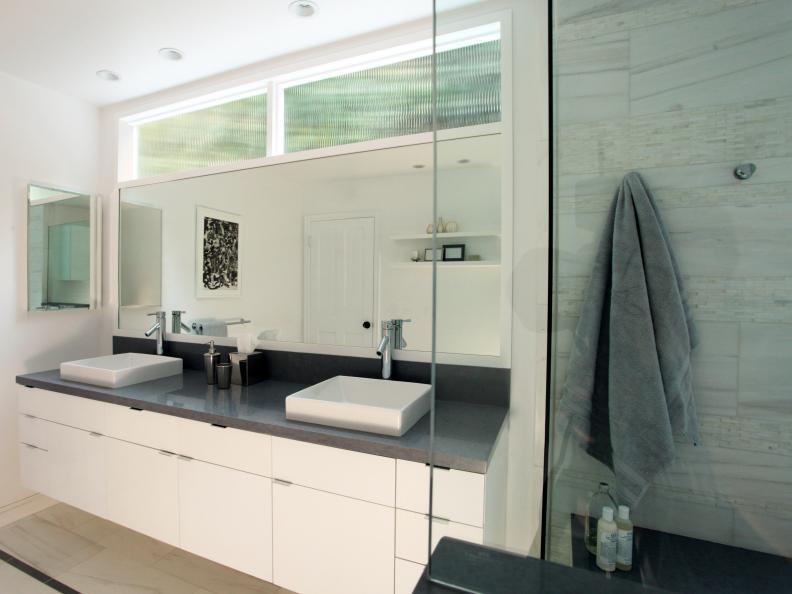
[{"left": 0, "top": 71, "right": 103, "bottom": 507}]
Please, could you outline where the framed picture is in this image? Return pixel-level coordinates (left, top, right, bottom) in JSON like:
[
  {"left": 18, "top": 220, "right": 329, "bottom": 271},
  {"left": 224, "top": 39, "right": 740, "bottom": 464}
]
[
  {"left": 424, "top": 247, "right": 443, "bottom": 262},
  {"left": 442, "top": 244, "right": 466, "bottom": 261},
  {"left": 196, "top": 206, "right": 241, "bottom": 298}
]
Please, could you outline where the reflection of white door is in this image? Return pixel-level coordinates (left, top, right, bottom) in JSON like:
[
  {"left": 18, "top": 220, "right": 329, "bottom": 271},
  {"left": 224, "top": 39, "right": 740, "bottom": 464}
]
[{"left": 306, "top": 216, "right": 375, "bottom": 347}]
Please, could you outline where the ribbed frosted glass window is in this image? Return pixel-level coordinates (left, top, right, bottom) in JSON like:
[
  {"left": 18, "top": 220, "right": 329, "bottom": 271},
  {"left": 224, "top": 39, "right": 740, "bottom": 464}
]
[
  {"left": 284, "top": 40, "right": 501, "bottom": 153},
  {"left": 136, "top": 94, "right": 267, "bottom": 178}
]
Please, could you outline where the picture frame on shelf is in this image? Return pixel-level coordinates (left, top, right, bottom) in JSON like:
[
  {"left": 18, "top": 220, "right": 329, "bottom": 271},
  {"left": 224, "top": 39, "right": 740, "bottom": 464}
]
[
  {"left": 424, "top": 247, "right": 443, "bottom": 262},
  {"left": 442, "top": 244, "right": 466, "bottom": 262}
]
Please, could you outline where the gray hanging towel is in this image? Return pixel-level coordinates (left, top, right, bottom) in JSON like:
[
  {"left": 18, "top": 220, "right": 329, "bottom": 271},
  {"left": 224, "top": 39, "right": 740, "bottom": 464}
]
[{"left": 558, "top": 172, "right": 699, "bottom": 506}]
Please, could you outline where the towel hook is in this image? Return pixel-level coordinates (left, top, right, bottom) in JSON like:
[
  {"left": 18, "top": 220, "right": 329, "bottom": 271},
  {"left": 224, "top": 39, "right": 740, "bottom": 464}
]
[{"left": 734, "top": 163, "right": 756, "bottom": 181}]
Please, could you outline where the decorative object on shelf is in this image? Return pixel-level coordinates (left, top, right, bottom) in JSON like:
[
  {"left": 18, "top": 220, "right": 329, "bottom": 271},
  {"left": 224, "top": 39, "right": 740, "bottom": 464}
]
[
  {"left": 410, "top": 250, "right": 420, "bottom": 262},
  {"left": 444, "top": 220, "right": 459, "bottom": 233},
  {"left": 468, "top": 254, "right": 481, "bottom": 261},
  {"left": 442, "top": 244, "right": 466, "bottom": 261},
  {"left": 196, "top": 206, "right": 241, "bottom": 298},
  {"left": 424, "top": 247, "right": 443, "bottom": 261},
  {"left": 425, "top": 223, "right": 435, "bottom": 234},
  {"left": 436, "top": 217, "right": 446, "bottom": 233}
]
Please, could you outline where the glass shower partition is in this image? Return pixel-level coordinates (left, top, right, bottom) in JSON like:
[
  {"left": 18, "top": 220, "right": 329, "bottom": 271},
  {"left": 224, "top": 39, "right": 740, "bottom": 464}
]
[{"left": 426, "top": 0, "right": 551, "bottom": 590}]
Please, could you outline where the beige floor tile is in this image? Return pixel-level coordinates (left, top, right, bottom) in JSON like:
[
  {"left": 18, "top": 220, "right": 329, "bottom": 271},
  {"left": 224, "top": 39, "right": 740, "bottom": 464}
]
[
  {"left": 153, "top": 547, "right": 282, "bottom": 594},
  {"left": 0, "top": 513, "right": 103, "bottom": 576},
  {"left": 56, "top": 548, "right": 213, "bottom": 594},
  {"left": 71, "top": 516, "right": 175, "bottom": 566},
  {"left": 0, "top": 561, "right": 57, "bottom": 594},
  {"left": 35, "top": 503, "right": 97, "bottom": 531}
]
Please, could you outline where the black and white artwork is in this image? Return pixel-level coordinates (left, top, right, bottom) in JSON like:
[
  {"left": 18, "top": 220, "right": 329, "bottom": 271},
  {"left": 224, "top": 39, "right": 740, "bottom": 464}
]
[{"left": 196, "top": 206, "right": 241, "bottom": 297}]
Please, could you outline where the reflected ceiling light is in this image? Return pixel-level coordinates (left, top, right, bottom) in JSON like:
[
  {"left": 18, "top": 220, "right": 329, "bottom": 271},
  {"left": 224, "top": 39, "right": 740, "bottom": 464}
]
[
  {"left": 289, "top": 0, "right": 318, "bottom": 17},
  {"left": 96, "top": 69, "right": 120, "bottom": 82},
  {"left": 159, "top": 47, "right": 184, "bottom": 61}
]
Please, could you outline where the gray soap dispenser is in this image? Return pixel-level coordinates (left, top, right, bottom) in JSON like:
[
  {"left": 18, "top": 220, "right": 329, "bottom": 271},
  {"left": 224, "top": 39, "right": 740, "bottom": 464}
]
[{"left": 204, "top": 340, "right": 220, "bottom": 385}]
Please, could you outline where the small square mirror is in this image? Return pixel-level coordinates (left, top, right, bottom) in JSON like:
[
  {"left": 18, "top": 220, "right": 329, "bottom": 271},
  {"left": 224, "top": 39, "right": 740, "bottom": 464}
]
[{"left": 27, "top": 183, "right": 100, "bottom": 311}]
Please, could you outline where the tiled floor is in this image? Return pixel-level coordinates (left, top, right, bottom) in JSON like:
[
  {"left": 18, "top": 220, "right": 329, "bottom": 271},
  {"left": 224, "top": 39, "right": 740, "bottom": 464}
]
[{"left": 0, "top": 503, "right": 294, "bottom": 593}]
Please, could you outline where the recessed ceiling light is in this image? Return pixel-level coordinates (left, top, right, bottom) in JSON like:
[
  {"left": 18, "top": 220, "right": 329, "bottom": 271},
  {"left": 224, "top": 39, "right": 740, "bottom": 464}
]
[
  {"left": 159, "top": 47, "right": 184, "bottom": 61},
  {"left": 412, "top": 164, "right": 426, "bottom": 169},
  {"left": 96, "top": 69, "right": 120, "bottom": 82},
  {"left": 457, "top": 158, "right": 470, "bottom": 164},
  {"left": 289, "top": 0, "right": 318, "bottom": 17}
]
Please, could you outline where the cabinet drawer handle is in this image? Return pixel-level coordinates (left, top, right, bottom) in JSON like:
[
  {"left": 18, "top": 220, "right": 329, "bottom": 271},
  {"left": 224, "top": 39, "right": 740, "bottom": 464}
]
[
  {"left": 177, "top": 455, "right": 193, "bottom": 462},
  {"left": 158, "top": 450, "right": 175, "bottom": 457},
  {"left": 273, "top": 478, "right": 293, "bottom": 487},
  {"left": 210, "top": 423, "right": 227, "bottom": 429},
  {"left": 129, "top": 407, "right": 143, "bottom": 412},
  {"left": 23, "top": 414, "right": 36, "bottom": 419},
  {"left": 89, "top": 432, "right": 102, "bottom": 438},
  {"left": 21, "top": 442, "right": 46, "bottom": 452},
  {"left": 432, "top": 516, "right": 451, "bottom": 525}
]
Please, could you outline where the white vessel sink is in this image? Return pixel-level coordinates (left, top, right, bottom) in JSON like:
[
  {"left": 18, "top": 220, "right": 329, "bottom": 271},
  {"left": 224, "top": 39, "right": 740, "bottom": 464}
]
[
  {"left": 60, "top": 353, "right": 183, "bottom": 388},
  {"left": 285, "top": 375, "right": 431, "bottom": 437}
]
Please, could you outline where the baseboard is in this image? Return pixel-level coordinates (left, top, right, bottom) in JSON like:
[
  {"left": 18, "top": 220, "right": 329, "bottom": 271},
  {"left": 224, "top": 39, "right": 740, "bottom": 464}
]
[{"left": 0, "top": 494, "right": 56, "bottom": 528}]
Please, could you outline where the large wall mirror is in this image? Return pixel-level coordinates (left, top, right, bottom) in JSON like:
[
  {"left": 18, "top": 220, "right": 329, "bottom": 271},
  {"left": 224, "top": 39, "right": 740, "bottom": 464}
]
[
  {"left": 118, "top": 133, "right": 508, "bottom": 358},
  {"left": 27, "top": 184, "right": 100, "bottom": 311}
]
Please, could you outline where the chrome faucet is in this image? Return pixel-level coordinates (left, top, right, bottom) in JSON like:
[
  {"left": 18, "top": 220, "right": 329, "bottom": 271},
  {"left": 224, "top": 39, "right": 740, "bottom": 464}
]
[
  {"left": 171, "top": 310, "right": 192, "bottom": 334},
  {"left": 376, "top": 319, "right": 410, "bottom": 380},
  {"left": 145, "top": 311, "right": 167, "bottom": 355}
]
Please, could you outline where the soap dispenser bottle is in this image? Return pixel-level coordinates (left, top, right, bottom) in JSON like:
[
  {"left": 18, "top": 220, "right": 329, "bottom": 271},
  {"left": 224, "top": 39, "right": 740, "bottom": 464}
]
[{"left": 204, "top": 340, "right": 220, "bottom": 385}]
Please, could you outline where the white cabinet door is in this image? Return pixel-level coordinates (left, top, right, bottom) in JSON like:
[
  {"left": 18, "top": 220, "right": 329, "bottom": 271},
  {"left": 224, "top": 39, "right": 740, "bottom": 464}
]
[
  {"left": 48, "top": 423, "right": 107, "bottom": 518},
  {"left": 18, "top": 443, "right": 50, "bottom": 494},
  {"left": 178, "top": 457, "right": 272, "bottom": 581},
  {"left": 395, "top": 558, "right": 425, "bottom": 594},
  {"left": 106, "top": 438, "right": 179, "bottom": 546},
  {"left": 273, "top": 482, "right": 394, "bottom": 594}
]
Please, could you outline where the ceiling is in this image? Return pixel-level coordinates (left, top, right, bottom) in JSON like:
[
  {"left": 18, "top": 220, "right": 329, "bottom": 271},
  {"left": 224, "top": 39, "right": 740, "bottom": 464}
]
[{"left": 0, "top": 0, "right": 476, "bottom": 106}]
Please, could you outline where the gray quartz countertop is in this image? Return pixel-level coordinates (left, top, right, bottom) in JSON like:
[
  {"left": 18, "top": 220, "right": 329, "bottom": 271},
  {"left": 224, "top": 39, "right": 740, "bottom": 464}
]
[{"left": 16, "top": 369, "right": 507, "bottom": 474}]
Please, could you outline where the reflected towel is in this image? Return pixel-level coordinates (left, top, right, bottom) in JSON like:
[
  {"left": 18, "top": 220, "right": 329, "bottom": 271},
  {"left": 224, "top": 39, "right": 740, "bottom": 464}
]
[
  {"left": 558, "top": 172, "right": 699, "bottom": 506},
  {"left": 191, "top": 318, "right": 228, "bottom": 337}
]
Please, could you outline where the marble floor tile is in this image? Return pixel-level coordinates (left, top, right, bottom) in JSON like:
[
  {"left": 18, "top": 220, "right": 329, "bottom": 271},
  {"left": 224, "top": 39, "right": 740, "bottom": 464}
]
[
  {"left": 34, "top": 503, "right": 97, "bottom": 532},
  {"left": 55, "top": 549, "right": 214, "bottom": 594},
  {"left": 153, "top": 548, "right": 289, "bottom": 594},
  {"left": 70, "top": 516, "right": 175, "bottom": 567},
  {"left": 0, "top": 561, "right": 56, "bottom": 594},
  {"left": 0, "top": 513, "right": 103, "bottom": 576}
]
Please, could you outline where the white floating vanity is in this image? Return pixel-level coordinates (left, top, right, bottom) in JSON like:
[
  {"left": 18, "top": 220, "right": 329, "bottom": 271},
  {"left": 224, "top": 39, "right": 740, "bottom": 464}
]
[{"left": 16, "top": 382, "right": 507, "bottom": 594}]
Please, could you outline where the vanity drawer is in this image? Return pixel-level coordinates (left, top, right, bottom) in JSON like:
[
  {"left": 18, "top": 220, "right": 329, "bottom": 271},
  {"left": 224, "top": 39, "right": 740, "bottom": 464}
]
[
  {"left": 396, "top": 459, "right": 485, "bottom": 527},
  {"left": 18, "top": 414, "right": 50, "bottom": 449},
  {"left": 176, "top": 418, "right": 271, "bottom": 477},
  {"left": 272, "top": 437, "right": 394, "bottom": 506},
  {"left": 395, "top": 508, "right": 483, "bottom": 565},
  {"left": 105, "top": 403, "right": 179, "bottom": 452},
  {"left": 17, "top": 386, "right": 106, "bottom": 434}
]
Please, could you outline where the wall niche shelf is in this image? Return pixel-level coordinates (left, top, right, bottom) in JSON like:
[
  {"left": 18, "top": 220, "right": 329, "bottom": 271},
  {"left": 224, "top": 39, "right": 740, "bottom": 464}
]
[
  {"left": 389, "top": 232, "right": 500, "bottom": 241},
  {"left": 390, "top": 261, "right": 501, "bottom": 269}
]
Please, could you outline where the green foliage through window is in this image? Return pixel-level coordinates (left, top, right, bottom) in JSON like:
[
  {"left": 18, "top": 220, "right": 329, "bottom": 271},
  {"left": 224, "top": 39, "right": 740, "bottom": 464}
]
[
  {"left": 136, "top": 94, "right": 267, "bottom": 178},
  {"left": 284, "top": 39, "right": 501, "bottom": 153}
]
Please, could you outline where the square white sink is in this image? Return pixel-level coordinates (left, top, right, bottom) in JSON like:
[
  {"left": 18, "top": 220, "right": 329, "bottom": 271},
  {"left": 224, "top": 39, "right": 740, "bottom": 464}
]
[
  {"left": 60, "top": 353, "right": 183, "bottom": 388},
  {"left": 285, "top": 375, "right": 431, "bottom": 437}
]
